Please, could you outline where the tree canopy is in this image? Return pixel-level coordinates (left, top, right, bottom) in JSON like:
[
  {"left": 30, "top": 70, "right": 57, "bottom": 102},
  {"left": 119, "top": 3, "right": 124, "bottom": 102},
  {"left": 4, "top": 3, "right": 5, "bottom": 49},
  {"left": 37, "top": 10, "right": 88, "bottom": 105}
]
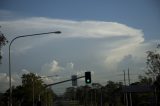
[
  {"left": 0, "top": 73, "right": 56, "bottom": 106},
  {"left": 146, "top": 50, "right": 160, "bottom": 79},
  {"left": 0, "top": 26, "right": 8, "bottom": 63}
]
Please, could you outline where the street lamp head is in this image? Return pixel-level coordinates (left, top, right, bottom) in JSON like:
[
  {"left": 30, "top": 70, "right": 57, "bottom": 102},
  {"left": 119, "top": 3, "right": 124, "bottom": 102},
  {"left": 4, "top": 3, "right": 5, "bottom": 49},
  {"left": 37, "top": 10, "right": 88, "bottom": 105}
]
[{"left": 54, "top": 31, "right": 61, "bottom": 34}]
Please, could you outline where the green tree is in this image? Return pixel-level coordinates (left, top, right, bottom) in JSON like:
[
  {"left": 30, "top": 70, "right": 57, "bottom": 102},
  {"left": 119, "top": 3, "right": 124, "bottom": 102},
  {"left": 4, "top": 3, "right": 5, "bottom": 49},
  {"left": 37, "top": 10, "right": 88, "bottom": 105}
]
[
  {"left": 131, "top": 79, "right": 153, "bottom": 106},
  {"left": 21, "top": 73, "right": 44, "bottom": 106},
  {"left": 134, "top": 46, "right": 160, "bottom": 106},
  {"left": 138, "top": 75, "right": 152, "bottom": 85},
  {"left": 21, "top": 73, "right": 56, "bottom": 106},
  {"left": 1, "top": 73, "right": 57, "bottom": 106},
  {"left": 0, "top": 26, "right": 8, "bottom": 64},
  {"left": 64, "top": 87, "right": 75, "bottom": 100},
  {"left": 104, "top": 81, "right": 123, "bottom": 106},
  {"left": 146, "top": 47, "right": 160, "bottom": 80}
]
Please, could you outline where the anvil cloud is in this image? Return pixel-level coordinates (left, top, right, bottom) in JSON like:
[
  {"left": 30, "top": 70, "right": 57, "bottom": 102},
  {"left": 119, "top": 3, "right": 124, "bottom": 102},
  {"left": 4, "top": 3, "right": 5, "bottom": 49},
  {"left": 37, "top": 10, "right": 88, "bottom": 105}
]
[{"left": 0, "top": 17, "right": 147, "bottom": 92}]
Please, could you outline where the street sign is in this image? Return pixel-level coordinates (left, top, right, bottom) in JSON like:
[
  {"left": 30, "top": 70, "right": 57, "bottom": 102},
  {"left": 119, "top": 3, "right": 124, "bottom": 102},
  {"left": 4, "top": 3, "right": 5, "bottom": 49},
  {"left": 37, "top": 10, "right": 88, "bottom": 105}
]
[{"left": 72, "top": 75, "right": 77, "bottom": 86}]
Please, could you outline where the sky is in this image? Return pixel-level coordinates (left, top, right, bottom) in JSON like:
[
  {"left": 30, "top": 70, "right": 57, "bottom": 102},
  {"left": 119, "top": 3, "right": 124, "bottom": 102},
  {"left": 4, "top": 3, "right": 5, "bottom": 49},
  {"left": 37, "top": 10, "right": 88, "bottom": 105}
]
[{"left": 0, "top": 0, "right": 160, "bottom": 94}]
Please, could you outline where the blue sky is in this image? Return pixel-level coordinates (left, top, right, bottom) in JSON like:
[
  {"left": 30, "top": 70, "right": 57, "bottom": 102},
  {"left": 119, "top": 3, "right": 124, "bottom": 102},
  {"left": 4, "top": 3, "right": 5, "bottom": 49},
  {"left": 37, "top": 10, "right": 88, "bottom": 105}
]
[
  {"left": 0, "top": 0, "right": 160, "bottom": 93},
  {"left": 1, "top": 0, "right": 160, "bottom": 40}
]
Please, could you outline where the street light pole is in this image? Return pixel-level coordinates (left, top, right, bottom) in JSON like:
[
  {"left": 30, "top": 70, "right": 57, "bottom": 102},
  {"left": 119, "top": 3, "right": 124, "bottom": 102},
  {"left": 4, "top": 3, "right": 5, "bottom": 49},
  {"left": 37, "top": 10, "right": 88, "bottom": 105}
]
[{"left": 9, "top": 31, "right": 61, "bottom": 106}]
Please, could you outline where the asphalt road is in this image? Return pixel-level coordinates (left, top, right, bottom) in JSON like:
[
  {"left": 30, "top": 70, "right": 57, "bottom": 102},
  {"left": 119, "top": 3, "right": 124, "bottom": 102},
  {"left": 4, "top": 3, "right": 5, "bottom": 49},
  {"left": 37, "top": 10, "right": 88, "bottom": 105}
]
[
  {"left": 54, "top": 100, "right": 63, "bottom": 106},
  {"left": 54, "top": 100, "right": 83, "bottom": 106}
]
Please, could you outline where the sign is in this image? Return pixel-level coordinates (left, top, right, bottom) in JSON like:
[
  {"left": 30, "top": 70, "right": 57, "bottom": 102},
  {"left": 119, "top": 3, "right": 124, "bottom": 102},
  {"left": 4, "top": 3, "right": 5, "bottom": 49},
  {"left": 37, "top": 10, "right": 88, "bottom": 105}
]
[{"left": 72, "top": 75, "right": 77, "bottom": 86}]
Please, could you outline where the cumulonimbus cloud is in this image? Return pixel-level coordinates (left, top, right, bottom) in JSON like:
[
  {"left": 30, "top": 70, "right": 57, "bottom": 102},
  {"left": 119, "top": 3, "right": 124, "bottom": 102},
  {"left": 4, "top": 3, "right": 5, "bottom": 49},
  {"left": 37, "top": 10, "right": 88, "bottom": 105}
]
[
  {"left": 0, "top": 17, "right": 146, "bottom": 87},
  {"left": 0, "top": 17, "right": 143, "bottom": 39},
  {"left": 0, "top": 17, "right": 144, "bottom": 62}
]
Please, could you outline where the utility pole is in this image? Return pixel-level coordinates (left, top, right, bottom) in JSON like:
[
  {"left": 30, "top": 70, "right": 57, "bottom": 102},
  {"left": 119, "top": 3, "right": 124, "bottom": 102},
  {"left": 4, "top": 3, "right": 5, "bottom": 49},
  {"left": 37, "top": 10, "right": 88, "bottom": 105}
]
[
  {"left": 32, "top": 78, "right": 35, "bottom": 106},
  {"left": 100, "top": 87, "right": 103, "bottom": 106},
  {"left": 91, "top": 89, "right": 93, "bottom": 106},
  {"left": 128, "top": 68, "right": 132, "bottom": 106},
  {"left": 124, "top": 70, "right": 128, "bottom": 106}
]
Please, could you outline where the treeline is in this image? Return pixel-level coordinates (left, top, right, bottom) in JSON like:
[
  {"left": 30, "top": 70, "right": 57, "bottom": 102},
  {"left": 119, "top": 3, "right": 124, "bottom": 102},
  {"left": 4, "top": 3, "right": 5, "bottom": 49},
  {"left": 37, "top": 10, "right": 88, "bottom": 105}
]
[
  {"left": 64, "top": 81, "right": 123, "bottom": 106},
  {"left": 0, "top": 73, "right": 57, "bottom": 106},
  {"left": 64, "top": 48, "right": 160, "bottom": 106},
  {"left": 64, "top": 75, "right": 160, "bottom": 106}
]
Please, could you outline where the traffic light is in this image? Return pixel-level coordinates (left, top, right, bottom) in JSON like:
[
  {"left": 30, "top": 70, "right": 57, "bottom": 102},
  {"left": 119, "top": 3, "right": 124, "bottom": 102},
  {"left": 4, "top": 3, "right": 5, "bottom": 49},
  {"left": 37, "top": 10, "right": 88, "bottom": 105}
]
[{"left": 85, "top": 71, "right": 91, "bottom": 84}]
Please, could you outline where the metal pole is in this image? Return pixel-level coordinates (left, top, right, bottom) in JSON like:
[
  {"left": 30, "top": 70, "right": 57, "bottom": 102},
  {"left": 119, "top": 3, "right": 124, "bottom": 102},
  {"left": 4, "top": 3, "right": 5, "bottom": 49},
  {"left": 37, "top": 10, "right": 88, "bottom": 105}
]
[
  {"left": 155, "top": 87, "right": 157, "bottom": 106},
  {"left": 91, "top": 89, "right": 92, "bottom": 106},
  {"left": 8, "top": 31, "right": 61, "bottom": 106},
  {"left": 74, "top": 87, "right": 76, "bottom": 106},
  {"left": 32, "top": 78, "right": 35, "bottom": 106},
  {"left": 45, "top": 76, "right": 85, "bottom": 87},
  {"left": 46, "top": 88, "right": 48, "bottom": 106},
  {"left": 9, "top": 42, "right": 12, "bottom": 106},
  {"left": 128, "top": 68, "right": 132, "bottom": 106},
  {"left": 124, "top": 70, "right": 128, "bottom": 106},
  {"left": 95, "top": 89, "right": 97, "bottom": 106},
  {"left": 123, "top": 70, "right": 125, "bottom": 105},
  {"left": 100, "top": 88, "right": 102, "bottom": 106}
]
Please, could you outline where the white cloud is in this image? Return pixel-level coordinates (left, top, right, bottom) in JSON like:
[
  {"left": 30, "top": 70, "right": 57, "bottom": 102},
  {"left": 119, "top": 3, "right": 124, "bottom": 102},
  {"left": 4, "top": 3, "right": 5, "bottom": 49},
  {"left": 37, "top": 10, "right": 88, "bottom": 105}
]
[
  {"left": 21, "top": 69, "right": 30, "bottom": 74},
  {"left": 0, "top": 17, "right": 144, "bottom": 68},
  {"left": 0, "top": 73, "right": 9, "bottom": 83},
  {"left": 41, "top": 60, "right": 64, "bottom": 74},
  {"left": 41, "top": 61, "right": 76, "bottom": 80},
  {"left": 0, "top": 73, "right": 9, "bottom": 92},
  {"left": 104, "top": 43, "right": 140, "bottom": 70},
  {"left": 41, "top": 77, "right": 54, "bottom": 84},
  {"left": 66, "top": 62, "right": 74, "bottom": 70},
  {"left": 0, "top": 72, "right": 21, "bottom": 92},
  {"left": 1, "top": 17, "right": 152, "bottom": 90},
  {"left": 0, "top": 17, "right": 143, "bottom": 39}
]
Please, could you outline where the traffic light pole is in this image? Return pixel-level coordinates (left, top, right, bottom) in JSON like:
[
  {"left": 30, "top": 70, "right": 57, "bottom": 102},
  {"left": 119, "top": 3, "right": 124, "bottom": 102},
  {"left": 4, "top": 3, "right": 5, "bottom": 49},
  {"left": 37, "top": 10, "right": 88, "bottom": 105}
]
[{"left": 45, "top": 76, "right": 85, "bottom": 87}]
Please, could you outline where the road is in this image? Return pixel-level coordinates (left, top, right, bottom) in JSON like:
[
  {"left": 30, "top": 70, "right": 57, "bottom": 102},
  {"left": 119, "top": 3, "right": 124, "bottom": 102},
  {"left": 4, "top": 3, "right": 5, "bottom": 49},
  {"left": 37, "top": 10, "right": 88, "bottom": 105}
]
[{"left": 54, "top": 100, "right": 83, "bottom": 106}]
